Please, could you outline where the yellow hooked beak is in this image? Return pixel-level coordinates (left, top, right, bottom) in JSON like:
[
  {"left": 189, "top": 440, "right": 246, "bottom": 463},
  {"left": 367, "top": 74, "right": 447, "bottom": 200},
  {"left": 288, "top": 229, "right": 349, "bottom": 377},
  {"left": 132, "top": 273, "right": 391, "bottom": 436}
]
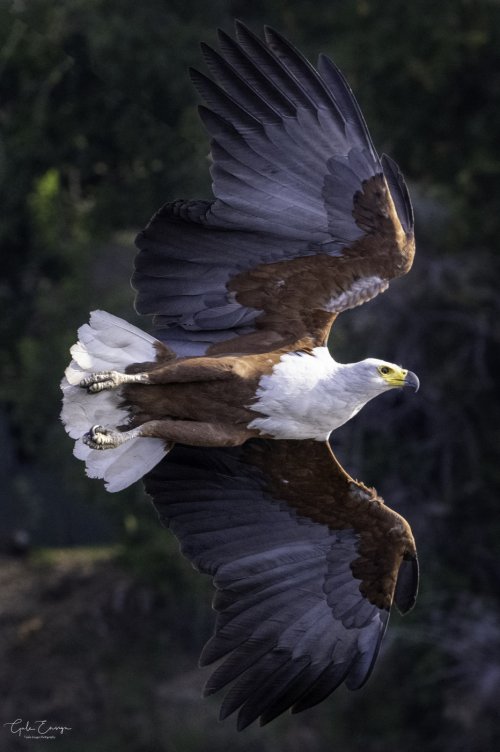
[{"left": 378, "top": 366, "right": 420, "bottom": 392}]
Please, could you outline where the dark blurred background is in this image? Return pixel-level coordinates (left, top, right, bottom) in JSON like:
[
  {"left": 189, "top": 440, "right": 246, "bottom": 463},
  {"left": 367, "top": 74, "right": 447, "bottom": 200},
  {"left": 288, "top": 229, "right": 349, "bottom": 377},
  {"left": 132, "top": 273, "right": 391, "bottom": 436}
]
[{"left": 1, "top": 0, "right": 499, "bottom": 750}]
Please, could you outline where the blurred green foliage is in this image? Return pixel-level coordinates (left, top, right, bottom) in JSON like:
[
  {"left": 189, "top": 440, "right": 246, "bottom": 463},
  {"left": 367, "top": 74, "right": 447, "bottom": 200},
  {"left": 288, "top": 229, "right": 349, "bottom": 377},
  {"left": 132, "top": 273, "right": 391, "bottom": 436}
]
[{"left": 1, "top": 0, "right": 500, "bottom": 749}]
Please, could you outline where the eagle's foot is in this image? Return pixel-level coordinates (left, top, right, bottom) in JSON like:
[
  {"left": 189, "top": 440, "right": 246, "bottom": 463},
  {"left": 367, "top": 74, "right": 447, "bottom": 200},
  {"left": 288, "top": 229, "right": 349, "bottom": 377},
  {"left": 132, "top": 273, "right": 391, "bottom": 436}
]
[
  {"left": 82, "top": 425, "right": 124, "bottom": 450},
  {"left": 80, "top": 370, "right": 123, "bottom": 393},
  {"left": 80, "top": 370, "right": 148, "bottom": 393}
]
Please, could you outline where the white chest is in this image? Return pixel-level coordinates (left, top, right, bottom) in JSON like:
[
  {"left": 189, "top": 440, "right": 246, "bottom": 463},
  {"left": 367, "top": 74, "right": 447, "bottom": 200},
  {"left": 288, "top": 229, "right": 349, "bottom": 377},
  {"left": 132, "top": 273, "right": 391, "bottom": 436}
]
[{"left": 247, "top": 348, "right": 365, "bottom": 441}]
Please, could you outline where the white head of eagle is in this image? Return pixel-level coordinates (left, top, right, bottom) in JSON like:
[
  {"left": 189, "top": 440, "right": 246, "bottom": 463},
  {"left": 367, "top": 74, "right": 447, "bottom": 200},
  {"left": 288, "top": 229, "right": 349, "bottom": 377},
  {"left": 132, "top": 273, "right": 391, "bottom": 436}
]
[{"left": 248, "top": 348, "right": 420, "bottom": 442}]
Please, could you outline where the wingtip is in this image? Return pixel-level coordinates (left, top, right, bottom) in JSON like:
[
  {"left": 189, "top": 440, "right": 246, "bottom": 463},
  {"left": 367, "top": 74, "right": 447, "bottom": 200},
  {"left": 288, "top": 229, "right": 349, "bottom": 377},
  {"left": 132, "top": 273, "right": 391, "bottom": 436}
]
[
  {"left": 188, "top": 65, "right": 201, "bottom": 82},
  {"left": 189, "top": 67, "right": 214, "bottom": 96},
  {"left": 236, "top": 712, "right": 253, "bottom": 732},
  {"left": 394, "top": 554, "right": 419, "bottom": 615},
  {"left": 198, "top": 636, "right": 220, "bottom": 667},
  {"left": 216, "top": 26, "right": 232, "bottom": 44},
  {"left": 263, "top": 24, "right": 278, "bottom": 43},
  {"left": 233, "top": 18, "right": 249, "bottom": 33},
  {"left": 202, "top": 683, "right": 217, "bottom": 698},
  {"left": 234, "top": 19, "right": 260, "bottom": 46},
  {"left": 263, "top": 24, "right": 294, "bottom": 49},
  {"left": 218, "top": 701, "right": 236, "bottom": 723},
  {"left": 216, "top": 24, "right": 237, "bottom": 47},
  {"left": 317, "top": 51, "right": 338, "bottom": 74}
]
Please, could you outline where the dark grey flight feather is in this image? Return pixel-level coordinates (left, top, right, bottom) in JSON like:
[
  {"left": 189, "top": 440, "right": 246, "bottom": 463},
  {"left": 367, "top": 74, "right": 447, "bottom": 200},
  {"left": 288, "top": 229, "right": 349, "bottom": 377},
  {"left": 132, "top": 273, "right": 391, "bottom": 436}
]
[
  {"left": 263, "top": 25, "right": 347, "bottom": 117},
  {"left": 200, "top": 42, "right": 294, "bottom": 121},
  {"left": 233, "top": 22, "right": 318, "bottom": 110},
  {"left": 317, "top": 54, "right": 378, "bottom": 160},
  {"left": 216, "top": 28, "right": 298, "bottom": 116},
  {"left": 133, "top": 23, "right": 413, "bottom": 357},
  {"left": 394, "top": 554, "right": 420, "bottom": 614},
  {"left": 144, "top": 442, "right": 392, "bottom": 728},
  {"left": 381, "top": 153, "right": 414, "bottom": 234}
]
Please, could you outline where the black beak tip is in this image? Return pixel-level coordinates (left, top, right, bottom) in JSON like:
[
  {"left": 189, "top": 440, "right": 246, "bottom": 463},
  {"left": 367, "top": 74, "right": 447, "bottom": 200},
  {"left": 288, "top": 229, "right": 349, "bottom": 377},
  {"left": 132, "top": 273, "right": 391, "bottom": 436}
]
[{"left": 405, "top": 371, "right": 420, "bottom": 393}]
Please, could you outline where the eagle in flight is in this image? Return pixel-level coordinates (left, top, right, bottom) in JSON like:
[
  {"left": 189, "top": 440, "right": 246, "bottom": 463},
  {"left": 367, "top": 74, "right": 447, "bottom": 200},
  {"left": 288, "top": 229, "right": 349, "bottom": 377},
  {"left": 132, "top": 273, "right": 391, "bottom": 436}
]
[{"left": 61, "top": 22, "right": 419, "bottom": 729}]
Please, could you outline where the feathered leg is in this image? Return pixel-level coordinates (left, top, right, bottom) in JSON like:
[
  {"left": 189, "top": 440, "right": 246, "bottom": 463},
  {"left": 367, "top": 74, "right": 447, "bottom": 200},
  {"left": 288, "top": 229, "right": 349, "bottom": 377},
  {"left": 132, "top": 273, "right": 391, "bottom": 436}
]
[
  {"left": 80, "top": 356, "right": 239, "bottom": 393},
  {"left": 83, "top": 419, "right": 255, "bottom": 450}
]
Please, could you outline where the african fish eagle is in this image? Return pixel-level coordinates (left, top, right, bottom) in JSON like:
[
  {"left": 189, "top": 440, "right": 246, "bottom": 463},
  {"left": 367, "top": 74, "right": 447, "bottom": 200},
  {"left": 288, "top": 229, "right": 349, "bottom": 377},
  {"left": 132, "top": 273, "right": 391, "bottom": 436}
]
[{"left": 61, "top": 22, "right": 420, "bottom": 729}]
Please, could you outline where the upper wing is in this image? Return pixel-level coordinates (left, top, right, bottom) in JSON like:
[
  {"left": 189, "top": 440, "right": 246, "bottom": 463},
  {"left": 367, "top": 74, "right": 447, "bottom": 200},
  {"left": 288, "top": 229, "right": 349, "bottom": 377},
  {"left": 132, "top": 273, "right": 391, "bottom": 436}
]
[
  {"left": 133, "top": 23, "right": 415, "bottom": 357},
  {"left": 144, "top": 439, "right": 418, "bottom": 729}
]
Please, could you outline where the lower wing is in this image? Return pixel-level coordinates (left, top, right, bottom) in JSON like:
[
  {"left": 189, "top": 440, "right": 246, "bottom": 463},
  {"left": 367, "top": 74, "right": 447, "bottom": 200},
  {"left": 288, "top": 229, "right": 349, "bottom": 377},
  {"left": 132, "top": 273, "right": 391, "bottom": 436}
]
[{"left": 144, "top": 438, "right": 418, "bottom": 728}]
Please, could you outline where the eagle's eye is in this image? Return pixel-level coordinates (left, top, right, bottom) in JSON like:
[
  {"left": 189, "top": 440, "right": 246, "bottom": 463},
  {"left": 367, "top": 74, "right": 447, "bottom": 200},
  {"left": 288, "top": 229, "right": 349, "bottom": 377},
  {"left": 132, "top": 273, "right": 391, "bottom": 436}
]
[{"left": 379, "top": 366, "right": 391, "bottom": 375}]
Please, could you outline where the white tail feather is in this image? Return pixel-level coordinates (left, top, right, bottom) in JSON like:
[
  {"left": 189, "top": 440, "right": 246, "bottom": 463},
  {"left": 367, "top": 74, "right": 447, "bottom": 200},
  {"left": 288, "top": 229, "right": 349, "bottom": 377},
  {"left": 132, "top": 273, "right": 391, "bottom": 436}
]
[{"left": 61, "top": 310, "right": 170, "bottom": 492}]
